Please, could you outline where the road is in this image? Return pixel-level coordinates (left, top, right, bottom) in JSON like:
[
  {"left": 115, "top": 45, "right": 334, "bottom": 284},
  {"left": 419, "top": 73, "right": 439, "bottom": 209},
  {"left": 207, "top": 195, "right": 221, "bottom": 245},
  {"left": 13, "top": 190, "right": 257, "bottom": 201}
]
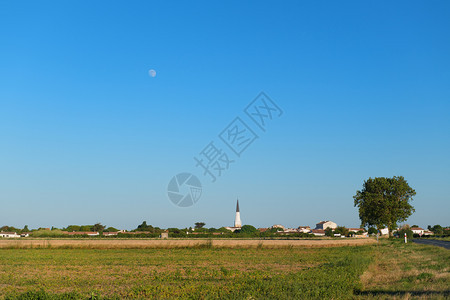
[{"left": 413, "top": 239, "right": 450, "bottom": 249}]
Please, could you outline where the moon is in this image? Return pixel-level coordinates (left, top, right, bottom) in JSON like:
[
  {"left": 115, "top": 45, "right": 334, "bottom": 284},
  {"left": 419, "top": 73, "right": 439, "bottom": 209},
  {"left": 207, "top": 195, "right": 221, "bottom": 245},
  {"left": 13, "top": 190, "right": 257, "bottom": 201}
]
[{"left": 148, "top": 69, "right": 156, "bottom": 77}]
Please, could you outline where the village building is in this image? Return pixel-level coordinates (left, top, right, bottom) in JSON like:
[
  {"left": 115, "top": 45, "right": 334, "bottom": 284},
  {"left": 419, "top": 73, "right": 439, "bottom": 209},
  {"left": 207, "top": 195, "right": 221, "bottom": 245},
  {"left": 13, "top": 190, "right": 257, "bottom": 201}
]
[
  {"left": 310, "top": 229, "right": 325, "bottom": 236},
  {"left": 0, "top": 232, "right": 20, "bottom": 238},
  {"left": 379, "top": 228, "right": 389, "bottom": 235},
  {"left": 297, "top": 226, "right": 311, "bottom": 233},
  {"left": 315, "top": 221, "right": 337, "bottom": 230},
  {"left": 282, "top": 228, "right": 299, "bottom": 233},
  {"left": 103, "top": 232, "right": 119, "bottom": 236},
  {"left": 271, "top": 224, "right": 285, "bottom": 230},
  {"left": 411, "top": 227, "right": 425, "bottom": 235},
  {"left": 348, "top": 228, "right": 365, "bottom": 233}
]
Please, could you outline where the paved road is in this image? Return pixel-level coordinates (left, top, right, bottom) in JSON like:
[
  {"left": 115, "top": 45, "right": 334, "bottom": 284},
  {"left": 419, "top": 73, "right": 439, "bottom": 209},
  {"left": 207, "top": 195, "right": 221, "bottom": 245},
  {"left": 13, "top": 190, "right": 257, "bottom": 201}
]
[{"left": 413, "top": 239, "right": 450, "bottom": 249}]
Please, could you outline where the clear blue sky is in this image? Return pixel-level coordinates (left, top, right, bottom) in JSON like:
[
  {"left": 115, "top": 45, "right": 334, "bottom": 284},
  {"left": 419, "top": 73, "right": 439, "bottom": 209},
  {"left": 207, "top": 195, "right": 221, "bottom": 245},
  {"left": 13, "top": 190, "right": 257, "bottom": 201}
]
[{"left": 1, "top": 1, "right": 449, "bottom": 230}]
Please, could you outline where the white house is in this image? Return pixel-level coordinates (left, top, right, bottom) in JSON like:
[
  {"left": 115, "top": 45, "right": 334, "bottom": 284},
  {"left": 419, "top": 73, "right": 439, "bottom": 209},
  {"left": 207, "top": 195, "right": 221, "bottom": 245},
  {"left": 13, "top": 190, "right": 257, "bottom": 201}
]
[
  {"left": 271, "top": 224, "right": 285, "bottom": 230},
  {"left": 0, "top": 232, "right": 20, "bottom": 238},
  {"left": 310, "top": 229, "right": 325, "bottom": 236},
  {"left": 379, "top": 228, "right": 389, "bottom": 236},
  {"left": 348, "top": 228, "right": 365, "bottom": 233},
  {"left": 102, "top": 232, "right": 119, "bottom": 236},
  {"left": 297, "top": 226, "right": 311, "bottom": 233},
  {"left": 315, "top": 221, "right": 337, "bottom": 230},
  {"left": 411, "top": 227, "right": 425, "bottom": 235},
  {"left": 224, "top": 226, "right": 240, "bottom": 232}
]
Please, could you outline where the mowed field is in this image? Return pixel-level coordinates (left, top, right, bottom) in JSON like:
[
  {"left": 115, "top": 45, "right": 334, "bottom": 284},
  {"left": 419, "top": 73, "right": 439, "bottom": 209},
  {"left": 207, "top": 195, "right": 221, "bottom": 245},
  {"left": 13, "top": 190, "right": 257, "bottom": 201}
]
[
  {"left": 0, "top": 238, "right": 375, "bottom": 249},
  {"left": 0, "top": 239, "right": 448, "bottom": 299}
]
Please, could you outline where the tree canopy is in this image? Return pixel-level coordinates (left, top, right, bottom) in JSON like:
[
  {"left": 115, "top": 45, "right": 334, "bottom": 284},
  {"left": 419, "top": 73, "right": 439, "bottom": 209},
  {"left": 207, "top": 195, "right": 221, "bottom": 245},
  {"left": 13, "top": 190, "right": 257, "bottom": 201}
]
[
  {"left": 429, "top": 224, "right": 443, "bottom": 235},
  {"left": 194, "top": 222, "right": 206, "bottom": 229},
  {"left": 239, "top": 225, "right": 258, "bottom": 234},
  {"left": 354, "top": 176, "right": 416, "bottom": 235},
  {"left": 334, "top": 226, "right": 349, "bottom": 237},
  {"left": 136, "top": 221, "right": 154, "bottom": 232},
  {"left": 92, "top": 223, "right": 105, "bottom": 232}
]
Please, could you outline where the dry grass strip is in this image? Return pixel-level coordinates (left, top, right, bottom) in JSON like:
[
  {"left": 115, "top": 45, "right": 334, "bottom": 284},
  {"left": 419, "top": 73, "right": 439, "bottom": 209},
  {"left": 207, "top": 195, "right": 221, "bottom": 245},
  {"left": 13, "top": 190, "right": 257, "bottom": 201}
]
[{"left": 0, "top": 238, "right": 376, "bottom": 249}]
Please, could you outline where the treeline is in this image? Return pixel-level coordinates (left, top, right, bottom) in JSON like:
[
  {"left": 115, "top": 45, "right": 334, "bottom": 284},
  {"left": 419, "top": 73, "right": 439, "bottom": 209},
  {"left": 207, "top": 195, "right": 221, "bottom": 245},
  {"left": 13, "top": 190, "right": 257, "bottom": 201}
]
[
  {"left": 1, "top": 222, "right": 313, "bottom": 239},
  {"left": 397, "top": 224, "right": 450, "bottom": 239},
  {"left": 1, "top": 225, "right": 31, "bottom": 234},
  {"left": 323, "top": 226, "right": 366, "bottom": 237},
  {"left": 3, "top": 222, "right": 448, "bottom": 239}
]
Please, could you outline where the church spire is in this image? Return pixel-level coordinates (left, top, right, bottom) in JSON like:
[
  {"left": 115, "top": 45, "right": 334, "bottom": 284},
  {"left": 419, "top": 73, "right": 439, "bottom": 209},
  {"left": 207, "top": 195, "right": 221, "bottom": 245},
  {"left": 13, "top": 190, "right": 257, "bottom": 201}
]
[{"left": 234, "top": 198, "right": 242, "bottom": 228}]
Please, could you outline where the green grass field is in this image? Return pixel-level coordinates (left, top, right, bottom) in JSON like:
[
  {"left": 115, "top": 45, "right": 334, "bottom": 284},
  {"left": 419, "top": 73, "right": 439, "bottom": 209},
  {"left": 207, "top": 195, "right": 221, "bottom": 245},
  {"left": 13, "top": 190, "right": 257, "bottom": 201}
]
[{"left": 0, "top": 240, "right": 448, "bottom": 299}]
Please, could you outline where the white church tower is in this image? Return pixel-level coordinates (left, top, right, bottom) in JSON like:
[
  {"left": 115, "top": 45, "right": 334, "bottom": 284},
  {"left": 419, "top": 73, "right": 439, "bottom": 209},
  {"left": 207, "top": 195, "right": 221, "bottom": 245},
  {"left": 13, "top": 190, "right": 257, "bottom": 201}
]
[{"left": 234, "top": 199, "right": 242, "bottom": 228}]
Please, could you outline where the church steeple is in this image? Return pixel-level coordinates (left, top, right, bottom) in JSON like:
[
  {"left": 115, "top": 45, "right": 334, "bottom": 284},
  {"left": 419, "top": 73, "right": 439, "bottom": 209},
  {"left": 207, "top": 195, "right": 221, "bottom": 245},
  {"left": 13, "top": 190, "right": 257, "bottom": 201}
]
[{"left": 234, "top": 199, "right": 242, "bottom": 228}]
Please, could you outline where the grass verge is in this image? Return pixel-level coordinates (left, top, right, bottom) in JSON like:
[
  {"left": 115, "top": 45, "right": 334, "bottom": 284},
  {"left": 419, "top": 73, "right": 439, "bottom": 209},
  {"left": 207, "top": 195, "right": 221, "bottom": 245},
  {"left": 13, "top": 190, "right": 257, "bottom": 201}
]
[{"left": 357, "top": 239, "right": 450, "bottom": 299}]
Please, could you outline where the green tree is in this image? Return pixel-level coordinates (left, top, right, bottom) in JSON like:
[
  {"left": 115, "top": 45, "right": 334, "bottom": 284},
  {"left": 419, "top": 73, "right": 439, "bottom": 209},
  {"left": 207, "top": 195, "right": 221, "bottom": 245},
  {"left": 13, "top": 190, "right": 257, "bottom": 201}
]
[
  {"left": 269, "top": 227, "right": 283, "bottom": 233},
  {"left": 397, "top": 225, "right": 413, "bottom": 240},
  {"left": 23, "top": 225, "right": 30, "bottom": 233},
  {"left": 218, "top": 227, "right": 231, "bottom": 233},
  {"left": 334, "top": 226, "right": 350, "bottom": 237},
  {"left": 104, "top": 227, "right": 119, "bottom": 232},
  {"left": 91, "top": 223, "right": 105, "bottom": 232},
  {"left": 354, "top": 176, "right": 416, "bottom": 236},
  {"left": 64, "top": 225, "right": 80, "bottom": 232},
  {"left": 1, "top": 225, "right": 19, "bottom": 232},
  {"left": 167, "top": 228, "right": 181, "bottom": 234},
  {"left": 79, "top": 225, "right": 92, "bottom": 231},
  {"left": 194, "top": 222, "right": 206, "bottom": 229},
  {"left": 239, "top": 225, "right": 258, "bottom": 234},
  {"left": 136, "top": 221, "right": 154, "bottom": 232},
  {"left": 367, "top": 227, "right": 378, "bottom": 235},
  {"left": 430, "top": 225, "right": 443, "bottom": 235},
  {"left": 325, "top": 227, "right": 333, "bottom": 237}
]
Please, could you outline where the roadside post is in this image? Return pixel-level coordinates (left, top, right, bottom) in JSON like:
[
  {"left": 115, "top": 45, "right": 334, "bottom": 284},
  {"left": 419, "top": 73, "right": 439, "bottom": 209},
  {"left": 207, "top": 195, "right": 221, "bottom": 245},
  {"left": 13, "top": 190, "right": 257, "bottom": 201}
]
[{"left": 404, "top": 232, "right": 407, "bottom": 244}]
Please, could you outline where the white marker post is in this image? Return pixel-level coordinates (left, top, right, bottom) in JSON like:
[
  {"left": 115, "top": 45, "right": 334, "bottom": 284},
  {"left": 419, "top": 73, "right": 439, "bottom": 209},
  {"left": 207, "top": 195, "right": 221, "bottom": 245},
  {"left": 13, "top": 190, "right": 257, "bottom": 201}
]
[{"left": 404, "top": 232, "right": 407, "bottom": 244}]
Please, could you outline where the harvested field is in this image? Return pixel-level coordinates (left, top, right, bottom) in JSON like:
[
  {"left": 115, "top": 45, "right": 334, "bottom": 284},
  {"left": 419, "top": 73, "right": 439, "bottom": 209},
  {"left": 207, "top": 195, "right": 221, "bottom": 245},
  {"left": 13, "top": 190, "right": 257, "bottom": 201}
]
[
  {"left": 0, "top": 240, "right": 447, "bottom": 299},
  {"left": 0, "top": 238, "right": 376, "bottom": 249},
  {"left": 0, "top": 245, "right": 374, "bottom": 299}
]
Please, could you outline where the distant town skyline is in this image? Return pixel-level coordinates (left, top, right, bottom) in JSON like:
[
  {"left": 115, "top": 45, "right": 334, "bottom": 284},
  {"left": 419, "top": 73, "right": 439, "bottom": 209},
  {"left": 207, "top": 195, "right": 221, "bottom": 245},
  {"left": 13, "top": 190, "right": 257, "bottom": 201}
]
[
  {"left": 1, "top": 1, "right": 449, "bottom": 229},
  {"left": 0, "top": 198, "right": 445, "bottom": 232}
]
